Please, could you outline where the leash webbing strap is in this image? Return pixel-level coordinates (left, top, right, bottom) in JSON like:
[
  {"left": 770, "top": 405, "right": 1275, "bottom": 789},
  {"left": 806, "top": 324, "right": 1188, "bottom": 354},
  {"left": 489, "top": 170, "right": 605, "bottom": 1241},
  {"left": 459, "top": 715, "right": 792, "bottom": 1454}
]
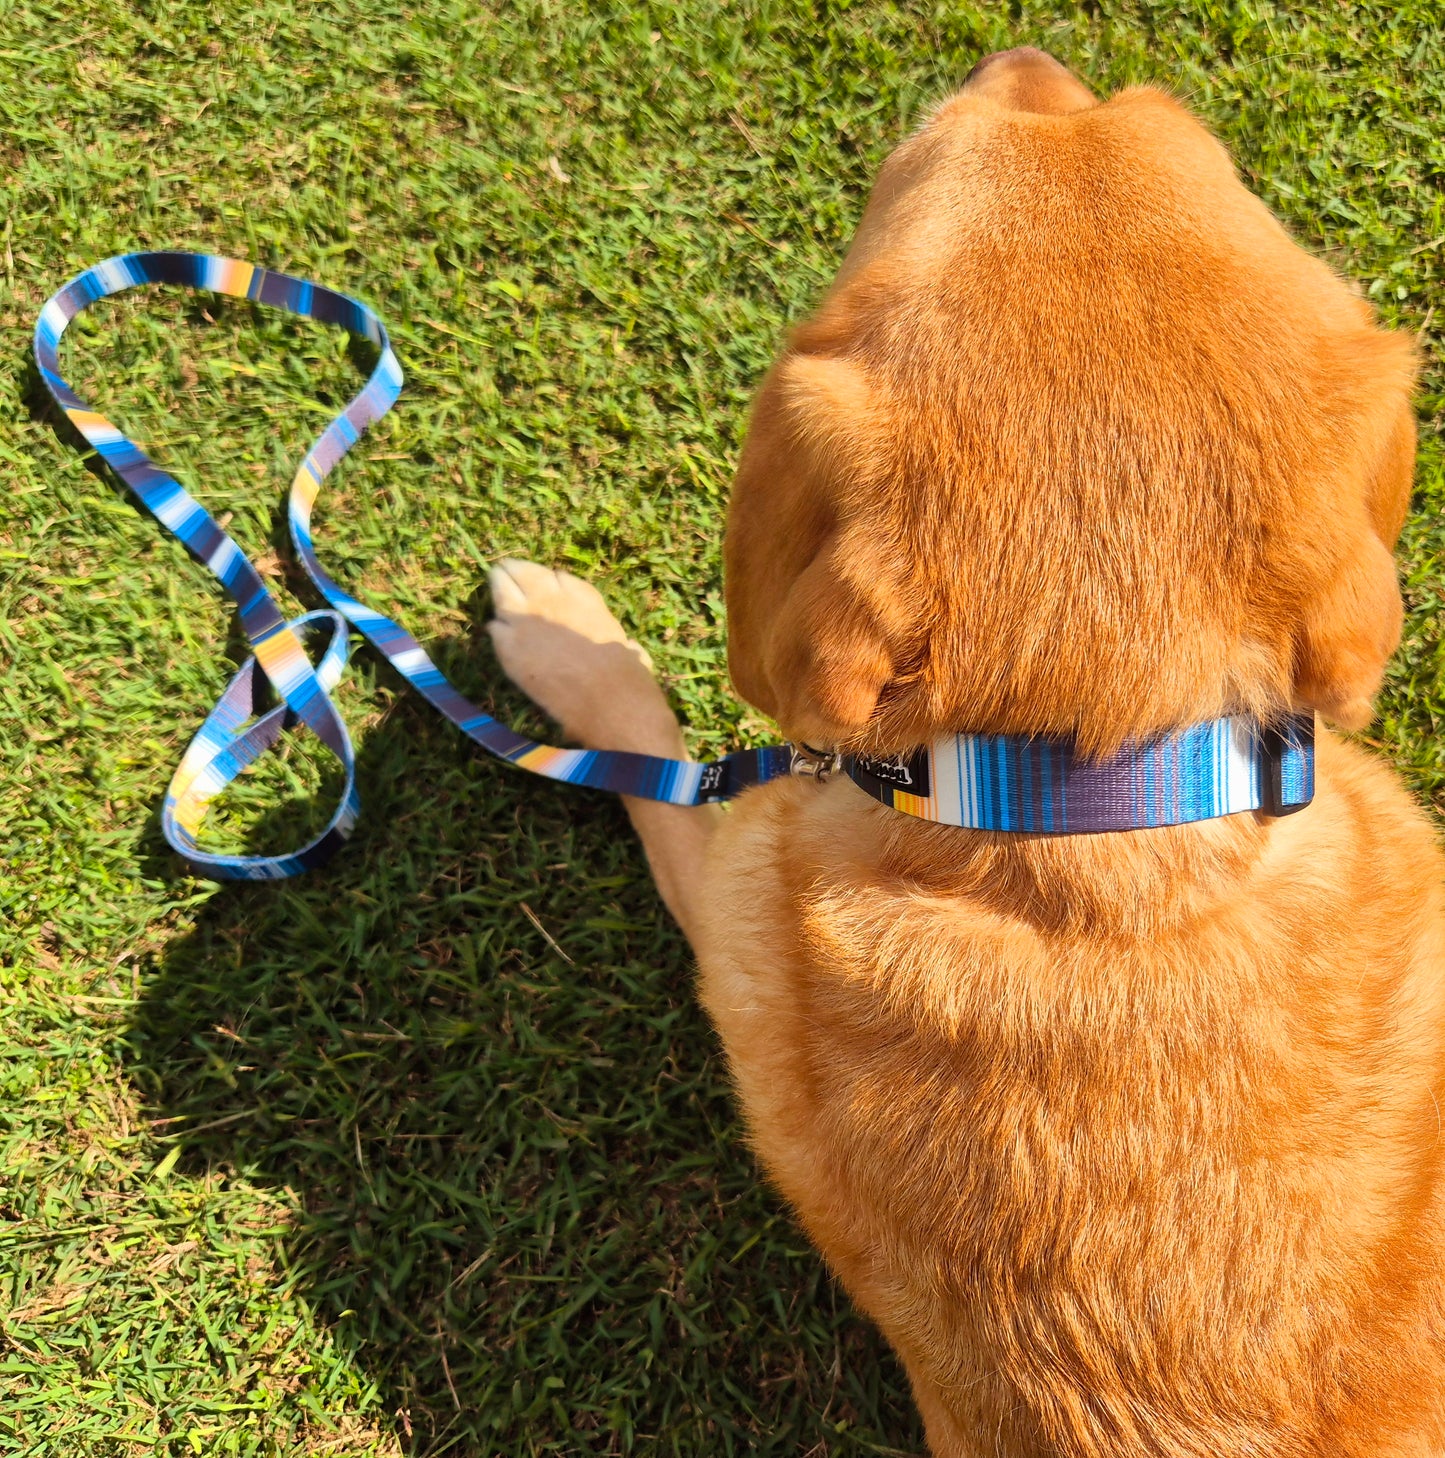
[{"left": 35, "top": 252, "right": 792, "bottom": 880}]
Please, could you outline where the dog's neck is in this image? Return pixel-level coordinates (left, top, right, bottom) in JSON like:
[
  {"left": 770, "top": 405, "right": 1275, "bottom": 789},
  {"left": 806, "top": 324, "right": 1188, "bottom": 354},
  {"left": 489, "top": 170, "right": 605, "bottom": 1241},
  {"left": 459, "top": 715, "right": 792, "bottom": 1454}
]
[{"left": 863, "top": 793, "right": 1279, "bottom": 941}]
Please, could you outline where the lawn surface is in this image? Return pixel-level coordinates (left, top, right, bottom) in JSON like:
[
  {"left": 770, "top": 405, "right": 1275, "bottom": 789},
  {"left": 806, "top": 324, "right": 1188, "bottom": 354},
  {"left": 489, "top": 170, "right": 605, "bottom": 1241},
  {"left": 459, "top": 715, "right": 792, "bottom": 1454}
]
[{"left": 2, "top": 1, "right": 1444, "bottom": 1454}]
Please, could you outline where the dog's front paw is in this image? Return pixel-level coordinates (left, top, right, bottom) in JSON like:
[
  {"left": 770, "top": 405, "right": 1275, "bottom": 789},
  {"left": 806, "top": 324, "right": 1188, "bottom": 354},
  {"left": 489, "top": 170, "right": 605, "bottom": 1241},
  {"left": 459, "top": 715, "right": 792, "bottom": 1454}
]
[{"left": 487, "top": 558, "right": 667, "bottom": 746}]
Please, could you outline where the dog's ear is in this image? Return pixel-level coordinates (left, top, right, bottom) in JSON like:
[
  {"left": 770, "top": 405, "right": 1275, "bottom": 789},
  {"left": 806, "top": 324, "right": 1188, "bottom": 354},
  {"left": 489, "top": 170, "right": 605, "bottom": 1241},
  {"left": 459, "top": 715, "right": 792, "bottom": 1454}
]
[
  {"left": 1293, "top": 333, "right": 1418, "bottom": 729},
  {"left": 1294, "top": 532, "right": 1404, "bottom": 729},
  {"left": 725, "top": 350, "right": 917, "bottom": 744}
]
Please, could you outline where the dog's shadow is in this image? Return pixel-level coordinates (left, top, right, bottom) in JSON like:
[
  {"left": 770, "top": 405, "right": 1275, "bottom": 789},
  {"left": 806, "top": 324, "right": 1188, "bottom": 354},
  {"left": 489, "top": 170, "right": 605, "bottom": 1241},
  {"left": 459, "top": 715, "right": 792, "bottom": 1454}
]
[{"left": 122, "top": 614, "right": 919, "bottom": 1456}]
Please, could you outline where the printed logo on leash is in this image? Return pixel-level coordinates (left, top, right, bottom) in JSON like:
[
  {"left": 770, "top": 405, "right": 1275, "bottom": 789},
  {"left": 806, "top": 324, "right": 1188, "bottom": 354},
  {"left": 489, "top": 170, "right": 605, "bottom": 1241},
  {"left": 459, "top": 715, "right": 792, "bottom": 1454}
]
[{"left": 698, "top": 762, "right": 728, "bottom": 797}]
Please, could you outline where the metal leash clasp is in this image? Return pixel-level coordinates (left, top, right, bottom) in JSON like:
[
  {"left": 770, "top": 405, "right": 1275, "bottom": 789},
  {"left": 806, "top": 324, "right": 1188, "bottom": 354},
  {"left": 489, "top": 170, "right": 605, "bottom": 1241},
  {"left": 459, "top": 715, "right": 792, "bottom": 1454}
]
[{"left": 789, "top": 742, "right": 842, "bottom": 782}]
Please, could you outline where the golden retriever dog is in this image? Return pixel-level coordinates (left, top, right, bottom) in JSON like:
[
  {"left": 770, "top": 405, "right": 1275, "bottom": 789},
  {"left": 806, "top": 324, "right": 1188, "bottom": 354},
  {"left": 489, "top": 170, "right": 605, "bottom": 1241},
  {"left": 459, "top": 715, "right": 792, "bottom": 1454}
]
[{"left": 487, "top": 48, "right": 1445, "bottom": 1458}]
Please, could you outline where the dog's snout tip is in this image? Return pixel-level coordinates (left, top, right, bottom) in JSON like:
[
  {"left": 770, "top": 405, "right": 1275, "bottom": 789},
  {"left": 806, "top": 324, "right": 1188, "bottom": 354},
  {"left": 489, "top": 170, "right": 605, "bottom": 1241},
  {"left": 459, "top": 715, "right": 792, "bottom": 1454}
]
[
  {"left": 961, "top": 45, "right": 1098, "bottom": 115},
  {"left": 963, "top": 46, "right": 1056, "bottom": 86}
]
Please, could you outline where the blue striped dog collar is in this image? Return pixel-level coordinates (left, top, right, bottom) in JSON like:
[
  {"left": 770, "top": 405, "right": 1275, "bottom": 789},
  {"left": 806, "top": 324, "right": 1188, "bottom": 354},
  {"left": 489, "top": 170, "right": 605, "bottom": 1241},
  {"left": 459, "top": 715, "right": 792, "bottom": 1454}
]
[{"left": 842, "top": 713, "right": 1315, "bottom": 832}]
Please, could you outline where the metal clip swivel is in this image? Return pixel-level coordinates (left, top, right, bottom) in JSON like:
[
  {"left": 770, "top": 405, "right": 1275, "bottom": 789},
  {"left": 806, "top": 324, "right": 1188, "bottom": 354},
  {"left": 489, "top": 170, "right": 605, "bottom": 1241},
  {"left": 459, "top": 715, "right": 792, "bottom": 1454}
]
[{"left": 789, "top": 742, "right": 842, "bottom": 782}]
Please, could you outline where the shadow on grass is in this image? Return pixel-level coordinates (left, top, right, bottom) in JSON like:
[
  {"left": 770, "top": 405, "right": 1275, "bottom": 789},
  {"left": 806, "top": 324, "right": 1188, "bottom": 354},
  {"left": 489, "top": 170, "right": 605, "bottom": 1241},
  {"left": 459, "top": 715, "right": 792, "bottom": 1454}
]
[{"left": 122, "top": 623, "right": 919, "bottom": 1457}]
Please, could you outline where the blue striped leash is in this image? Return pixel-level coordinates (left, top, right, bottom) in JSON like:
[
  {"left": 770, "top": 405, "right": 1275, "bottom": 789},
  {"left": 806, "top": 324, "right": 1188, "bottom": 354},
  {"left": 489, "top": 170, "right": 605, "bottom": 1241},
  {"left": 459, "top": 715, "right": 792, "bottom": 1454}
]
[
  {"left": 34, "top": 251, "right": 1314, "bottom": 881},
  {"left": 35, "top": 251, "right": 791, "bottom": 880}
]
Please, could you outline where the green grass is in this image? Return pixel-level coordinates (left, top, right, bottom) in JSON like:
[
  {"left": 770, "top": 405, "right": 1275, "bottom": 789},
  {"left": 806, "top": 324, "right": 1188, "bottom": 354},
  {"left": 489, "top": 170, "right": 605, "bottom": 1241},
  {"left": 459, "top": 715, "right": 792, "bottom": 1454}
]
[{"left": 1, "top": 1, "right": 1443, "bottom": 1453}]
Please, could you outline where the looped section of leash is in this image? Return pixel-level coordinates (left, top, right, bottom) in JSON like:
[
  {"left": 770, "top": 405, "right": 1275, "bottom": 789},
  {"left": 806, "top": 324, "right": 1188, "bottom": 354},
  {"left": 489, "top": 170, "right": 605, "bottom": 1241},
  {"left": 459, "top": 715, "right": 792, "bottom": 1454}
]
[{"left": 34, "top": 252, "right": 791, "bottom": 880}]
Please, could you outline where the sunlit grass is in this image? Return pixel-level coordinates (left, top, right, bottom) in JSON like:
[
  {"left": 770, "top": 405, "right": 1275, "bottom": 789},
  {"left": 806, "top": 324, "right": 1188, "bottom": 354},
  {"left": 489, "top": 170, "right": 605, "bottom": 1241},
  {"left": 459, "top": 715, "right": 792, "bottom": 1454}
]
[{"left": 2, "top": 2, "right": 1442, "bottom": 1453}]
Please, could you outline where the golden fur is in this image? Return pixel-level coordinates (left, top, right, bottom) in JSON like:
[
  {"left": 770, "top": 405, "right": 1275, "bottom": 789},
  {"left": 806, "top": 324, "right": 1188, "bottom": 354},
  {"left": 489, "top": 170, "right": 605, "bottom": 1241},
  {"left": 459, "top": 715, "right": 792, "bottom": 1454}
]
[{"left": 489, "top": 47, "right": 1445, "bottom": 1457}]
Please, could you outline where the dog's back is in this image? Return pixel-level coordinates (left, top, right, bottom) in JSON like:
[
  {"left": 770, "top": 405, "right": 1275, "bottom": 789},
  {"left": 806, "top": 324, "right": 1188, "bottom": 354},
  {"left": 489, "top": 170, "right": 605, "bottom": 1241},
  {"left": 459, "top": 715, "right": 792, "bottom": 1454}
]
[{"left": 699, "top": 737, "right": 1445, "bottom": 1456}]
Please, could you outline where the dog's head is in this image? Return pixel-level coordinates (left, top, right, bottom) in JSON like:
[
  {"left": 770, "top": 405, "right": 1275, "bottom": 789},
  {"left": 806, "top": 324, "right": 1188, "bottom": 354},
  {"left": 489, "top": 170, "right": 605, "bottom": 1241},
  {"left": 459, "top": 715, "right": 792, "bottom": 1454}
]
[{"left": 724, "top": 49, "right": 1417, "bottom": 757}]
